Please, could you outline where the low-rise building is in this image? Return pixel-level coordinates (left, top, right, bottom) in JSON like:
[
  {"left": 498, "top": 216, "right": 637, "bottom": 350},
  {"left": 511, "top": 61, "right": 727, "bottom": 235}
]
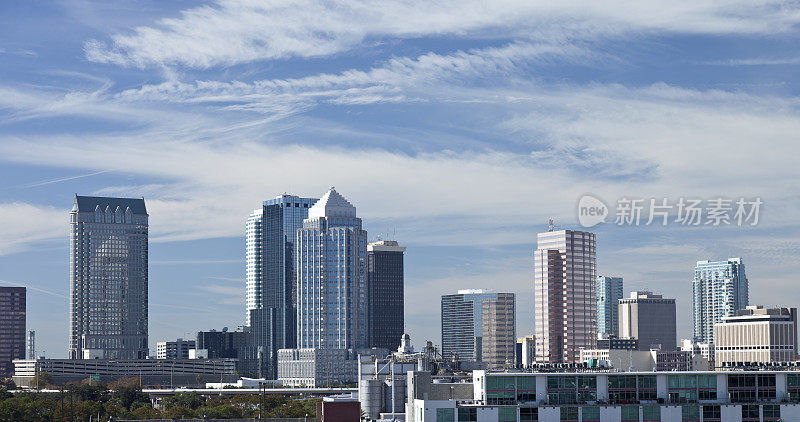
[
  {"left": 277, "top": 348, "right": 361, "bottom": 387},
  {"left": 408, "top": 368, "right": 800, "bottom": 421},
  {"left": 579, "top": 349, "right": 709, "bottom": 372},
  {"left": 156, "top": 338, "right": 195, "bottom": 359},
  {"left": 597, "top": 334, "right": 638, "bottom": 351},
  {"left": 13, "top": 358, "right": 237, "bottom": 387},
  {"left": 715, "top": 306, "right": 798, "bottom": 366},
  {"left": 681, "top": 339, "right": 714, "bottom": 362}
]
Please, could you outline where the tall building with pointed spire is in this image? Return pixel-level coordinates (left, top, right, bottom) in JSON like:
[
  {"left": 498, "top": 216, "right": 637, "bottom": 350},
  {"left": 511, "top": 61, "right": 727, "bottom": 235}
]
[
  {"left": 534, "top": 229, "right": 597, "bottom": 363},
  {"left": 296, "top": 187, "right": 368, "bottom": 349},
  {"left": 70, "top": 195, "right": 148, "bottom": 360}
]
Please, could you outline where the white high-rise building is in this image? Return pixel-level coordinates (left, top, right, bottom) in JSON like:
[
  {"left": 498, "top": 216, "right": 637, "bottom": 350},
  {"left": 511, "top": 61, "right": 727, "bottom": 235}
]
[
  {"left": 715, "top": 306, "right": 797, "bottom": 365},
  {"left": 693, "top": 258, "right": 748, "bottom": 345},
  {"left": 534, "top": 229, "right": 597, "bottom": 363},
  {"left": 296, "top": 188, "right": 368, "bottom": 349}
]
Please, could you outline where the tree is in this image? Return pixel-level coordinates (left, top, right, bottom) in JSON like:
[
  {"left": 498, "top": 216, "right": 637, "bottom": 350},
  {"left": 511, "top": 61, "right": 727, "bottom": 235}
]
[{"left": 32, "top": 371, "right": 52, "bottom": 389}]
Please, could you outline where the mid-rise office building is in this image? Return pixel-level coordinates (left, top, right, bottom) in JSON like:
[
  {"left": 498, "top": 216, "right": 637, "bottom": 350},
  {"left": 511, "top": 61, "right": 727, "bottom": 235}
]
[
  {"left": 597, "top": 334, "right": 638, "bottom": 350},
  {"left": 27, "top": 330, "right": 35, "bottom": 360},
  {"left": 441, "top": 290, "right": 515, "bottom": 368},
  {"left": 0, "top": 287, "right": 25, "bottom": 376},
  {"left": 681, "top": 339, "right": 714, "bottom": 362},
  {"left": 367, "top": 239, "right": 405, "bottom": 350},
  {"left": 619, "top": 291, "right": 677, "bottom": 351},
  {"left": 156, "top": 338, "right": 196, "bottom": 359},
  {"left": 296, "top": 187, "right": 368, "bottom": 349},
  {"left": 596, "top": 276, "right": 623, "bottom": 337},
  {"left": 534, "top": 229, "right": 597, "bottom": 363},
  {"left": 69, "top": 195, "right": 148, "bottom": 360},
  {"left": 715, "top": 306, "right": 797, "bottom": 365},
  {"left": 693, "top": 258, "right": 748, "bottom": 345}
]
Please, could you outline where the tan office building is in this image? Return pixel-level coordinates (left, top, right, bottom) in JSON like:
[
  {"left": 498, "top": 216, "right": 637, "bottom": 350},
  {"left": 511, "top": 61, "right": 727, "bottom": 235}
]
[
  {"left": 534, "top": 229, "right": 596, "bottom": 363},
  {"left": 714, "top": 306, "right": 797, "bottom": 366}
]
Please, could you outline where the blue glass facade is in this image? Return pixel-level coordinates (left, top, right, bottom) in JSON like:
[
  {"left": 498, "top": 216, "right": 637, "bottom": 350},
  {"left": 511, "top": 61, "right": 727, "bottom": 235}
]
[
  {"left": 596, "top": 276, "right": 623, "bottom": 337},
  {"left": 296, "top": 189, "right": 368, "bottom": 350}
]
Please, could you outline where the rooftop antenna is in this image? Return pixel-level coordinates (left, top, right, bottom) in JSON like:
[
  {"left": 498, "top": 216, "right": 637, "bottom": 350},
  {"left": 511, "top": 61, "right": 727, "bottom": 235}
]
[{"left": 548, "top": 218, "right": 556, "bottom": 232}]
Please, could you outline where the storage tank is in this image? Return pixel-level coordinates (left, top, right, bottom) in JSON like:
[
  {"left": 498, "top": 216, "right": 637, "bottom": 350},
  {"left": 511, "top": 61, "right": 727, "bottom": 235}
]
[
  {"left": 360, "top": 379, "right": 384, "bottom": 420},
  {"left": 384, "top": 378, "right": 406, "bottom": 414}
]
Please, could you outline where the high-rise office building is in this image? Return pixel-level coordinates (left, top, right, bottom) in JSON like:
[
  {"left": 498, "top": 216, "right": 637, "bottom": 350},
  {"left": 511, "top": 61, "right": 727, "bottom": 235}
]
[
  {"left": 296, "top": 188, "right": 368, "bottom": 349},
  {"left": 245, "top": 194, "right": 317, "bottom": 378},
  {"left": 441, "top": 290, "right": 515, "bottom": 368},
  {"left": 367, "top": 239, "right": 405, "bottom": 350},
  {"left": 69, "top": 196, "right": 148, "bottom": 360},
  {"left": 534, "top": 229, "right": 596, "bottom": 363},
  {"left": 715, "top": 306, "right": 797, "bottom": 365},
  {"left": 619, "top": 291, "right": 677, "bottom": 351},
  {"left": 693, "top": 258, "right": 748, "bottom": 345},
  {"left": 0, "top": 287, "right": 25, "bottom": 376},
  {"left": 596, "top": 276, "right": 623, "bottom": 337}
]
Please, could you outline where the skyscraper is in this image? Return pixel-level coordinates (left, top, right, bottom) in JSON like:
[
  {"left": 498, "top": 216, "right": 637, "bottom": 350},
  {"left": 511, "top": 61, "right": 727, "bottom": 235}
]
[
  {"left": 245, "top": 194, "right": 317, "bottom": 378},
  {"left": 596, "top": 276, "right": 623, "bottom": 337},
  {"left": 693, "top": 258, "right": 748, "bottom": 345},
  {"left": 0, "top": 287, "right": 25, "bottom": 376},
  {"left": 367, "top": 239, "right": 405, "bottom": 350},
  {"left": 441, "top": 290, "right": 515, "bottom": 368},
  {"left": 534, "top": 229, "right": 596, "bottom": 363},
  {"left": 296, "top": 188, "right": 368, "bottom": 349},
  {"left": 619, "top": 291, "right": 677, "bottom": 351},
  {"left": 69, "top": 195, "right": 148, "bottom": 359}
]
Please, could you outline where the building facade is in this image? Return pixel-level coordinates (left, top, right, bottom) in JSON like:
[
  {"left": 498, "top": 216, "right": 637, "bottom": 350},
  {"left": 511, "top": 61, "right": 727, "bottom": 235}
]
[
  {"left": 693, "top": 258, "right": 748, "bottom": 345},
  {"left": 13, "top": 358, "right": 236, "bottom": 388},
  {"left": 276, "top": 348, "right": 359, "bottom": 387},
  {"left": 409, "top": 369, "right": 800, "bottom": 422},
  {"left": 619, "top": 291, "right": 677, "bottom": 351},
  {"left": 715, "top": 306, "right": 798, "bottom": 366},
  {"left": 441, "top": 290, "right": 516, "bottom": 368},
  {"left": 69, "top": 195, "right": 148, "bottom": 360},
  {"left": 0, "top": 287, "right": 25, "bottom": 376},
  {"left": 596, "top": 276, "right": 623, "bottom": 338},
  {"left": 296, "top": 188, "right": 368, "bottom": 350},
  {"left": 156, "top": 338, "right": 195, "bottom": 359},
  {"left": 534, "top": 230, "right": 597, "bottom": 363},
  {"left": 367, "top": 239, "right": 405, "bottom": 350},
  {"left": 517, "top": 336, "right": 535, "bottom": 368}
]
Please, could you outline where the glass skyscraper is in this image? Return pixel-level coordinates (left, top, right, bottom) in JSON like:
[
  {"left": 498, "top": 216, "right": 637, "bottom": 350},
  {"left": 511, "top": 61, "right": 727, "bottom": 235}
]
[
  {"left": 367, "top": 239, "right": 405, "bottom": 351},
  {"left": 693, "top": 258, "right": 748, "bottom": 344},
  {"left": 534, "top": 229, "right": 596, "bottom": 363},
  {"left": 596, "top": 276, "right": 623, "bottom": 337},
  {"left": 245, "top": 194, "right": 317, "bottom": 377},
  {"left": 69, "top": 195, "right": 148, "bottom": 360},
  {"left": 296, "top": 188, "right": 368, "bottom": 349}
]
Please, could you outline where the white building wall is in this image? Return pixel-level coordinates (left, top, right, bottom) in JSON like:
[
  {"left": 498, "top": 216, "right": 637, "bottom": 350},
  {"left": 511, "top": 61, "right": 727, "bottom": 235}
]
[{"left": 720, "top": 405, "right": 742, "bottom": 421}]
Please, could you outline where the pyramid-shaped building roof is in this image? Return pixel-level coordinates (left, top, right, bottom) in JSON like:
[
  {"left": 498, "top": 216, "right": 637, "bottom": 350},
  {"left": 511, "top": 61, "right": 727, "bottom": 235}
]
[{"left": 308, "top": 187, "right": 356, "bottom": 218}]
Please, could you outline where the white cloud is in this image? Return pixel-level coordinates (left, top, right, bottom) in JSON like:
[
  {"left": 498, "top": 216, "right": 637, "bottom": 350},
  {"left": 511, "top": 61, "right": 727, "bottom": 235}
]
[
  {"left": 0, "top": 203, "right": 65, "bottom": 256},
  {"left": 83, "top": 0, "right": 800, "bottom": 68}
]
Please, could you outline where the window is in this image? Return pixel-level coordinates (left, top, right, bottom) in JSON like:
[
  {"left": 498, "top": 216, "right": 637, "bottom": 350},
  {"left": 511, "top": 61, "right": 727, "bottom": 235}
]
[
  {"left": 560, "top": 406, "right": 578, "bottom": 422},
  {"left": 621, "top": 406, "right": 639, "bottom": 422},
  {"left": 457, "top": 408, "right": 477, "bottom": 422},
  {"left": 763, "top": 404, "right": 780, "bottom": 420},
  {"left": 681, "top": 405, "right": 699, "bottom": 421},
  {"left": 582, "top": 407, "right": 600, "bottom": 422},
  {"left": 642, "top": 405, "right": 661, "bottom": 421},
  {"left": 437, "top": 408, "right": 455, "bottom": 422},
  {"left": 498, "top": 408, "right": 517, "bottom": 422},
  {"left": 519, "top": 407, "right": 537, "bottom": 422},
  {"left": 741, "top": 404, "right": 759, "bottom": 421},
  {"left": 517, "top": 376, "right": 536, "bottom": 402},
  {"left": 702, "top": 405, "right": 721, "bottom": 421}
]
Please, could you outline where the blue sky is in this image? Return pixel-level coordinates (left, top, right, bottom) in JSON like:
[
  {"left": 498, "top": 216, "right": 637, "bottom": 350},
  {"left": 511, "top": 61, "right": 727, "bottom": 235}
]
[{"left": 1, "top": 0, "right": 800, "bottom": 358}]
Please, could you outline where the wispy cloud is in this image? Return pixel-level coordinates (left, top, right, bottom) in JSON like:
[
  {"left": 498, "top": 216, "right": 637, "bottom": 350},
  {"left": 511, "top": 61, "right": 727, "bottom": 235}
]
[{"left": 83, "top": 0, "right": 800, "bottom": 68}]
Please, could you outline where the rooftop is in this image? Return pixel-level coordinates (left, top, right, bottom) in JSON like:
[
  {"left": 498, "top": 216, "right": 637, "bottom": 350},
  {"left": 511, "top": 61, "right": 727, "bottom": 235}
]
[
  {"left": 307, "top": 187, "right": 356, "bottom": 219},
  {"left": 73, "top": 195, "right": 147, "bottom": 214}
]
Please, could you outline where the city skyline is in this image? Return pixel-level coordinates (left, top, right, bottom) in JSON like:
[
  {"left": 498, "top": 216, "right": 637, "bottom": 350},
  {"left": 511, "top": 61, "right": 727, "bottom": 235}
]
[{"left": 2, "top": 1, "right": 800, "bottom": 359}]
